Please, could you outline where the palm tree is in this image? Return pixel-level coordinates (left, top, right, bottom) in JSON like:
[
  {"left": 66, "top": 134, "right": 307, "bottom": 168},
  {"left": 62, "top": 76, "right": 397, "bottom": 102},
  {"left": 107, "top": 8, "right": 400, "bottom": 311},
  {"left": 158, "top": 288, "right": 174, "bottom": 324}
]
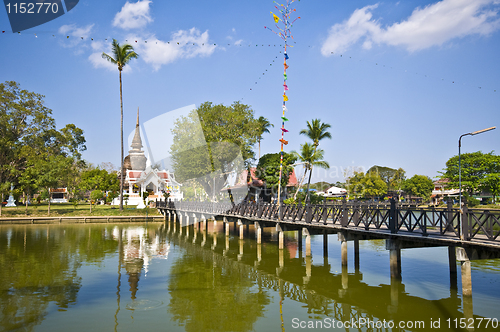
[
  {"left": 292, "top": 143, "right": 330, "bottom": 201},
  {"left": 299, "top": 119, "right": 332, "bottom": 203},
  {"left": 257, "top": 116, "right": 273, "bottom": 160},
  {"left": 102, "top": 39, "right": 138, "bottom": 211},
  {"left": 299, "top": 118, "right": 332, "bottom": 149}
]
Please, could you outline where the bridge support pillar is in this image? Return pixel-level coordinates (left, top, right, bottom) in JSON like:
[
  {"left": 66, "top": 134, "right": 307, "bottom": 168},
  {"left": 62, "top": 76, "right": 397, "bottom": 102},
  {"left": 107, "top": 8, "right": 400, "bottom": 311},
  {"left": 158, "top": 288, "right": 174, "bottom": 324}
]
[
  {"left": 457, "top": 247, "right": 474, "bottom": 324},
  {"left": 255, "top": 243, "right": 262, "bottom": 266},
  {"left": 223, "top": 236, "right": 229, "bottom": 256},
  {"left": 354, "top": 238, "right": 360, "bottom": 274},
  {"left": 277, "top": 224, "right": 284, "bottom": 250},
  {"left": 173, "top": 213, "right": 177, "bottom": 223},
  {"left": 238, "top": 219, "right": 244, "bottom": 239},
  {"left": 185, "top": 223, "right": 189, "bottom": 238},
  {"left": 211, "top": 232, "right": 217, "bottom": 250},
  {"left": 323, "top": 230, "right": 328, "bottom": 258},
  {"left": 225, "top": 221, "right": 230, "bottom": 237},
  {"left": 303, "top": 228, "right": 311, "bottom": 257},
  {"left": 338, "top": 232, "right": 348, "bottom": 267},
  {"left": 192, "top": 229, "right": 197, "bottom": 244},
  {"left": 163, "top": 210, "right": 167, "bottom": 222},
  {"left": 201, "top": 230, "right": 206, "bottom": 247},
  {"left": 277, "top": 248, "right": 284, "bottom": 276},
  {"left": 255, "top": 222, "right": 262, "bottom": 244},
  {"left": 298, "top": 229, "right": 302, "bottom": 254},
  {"left": 238, "top": 239, "right": 244, "bottom": 261},
  {"left": 173, "top": 220, "right": 177, "bottom": 234},
  {"left": 304, "top": 256, "right": 312, "bottom": 285},
  {"left": 386, "top": 240, "right": 402, "bottom": 280},
  {"left": 449, "top": 246, "right": 458, "bottom": 289}
]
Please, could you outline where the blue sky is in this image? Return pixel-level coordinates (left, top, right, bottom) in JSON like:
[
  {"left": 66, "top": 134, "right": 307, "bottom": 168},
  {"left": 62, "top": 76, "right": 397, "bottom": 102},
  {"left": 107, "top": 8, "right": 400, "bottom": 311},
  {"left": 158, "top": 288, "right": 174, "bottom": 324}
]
[{"left": 1, "top": 0, "right": 499, "bottom": 184}]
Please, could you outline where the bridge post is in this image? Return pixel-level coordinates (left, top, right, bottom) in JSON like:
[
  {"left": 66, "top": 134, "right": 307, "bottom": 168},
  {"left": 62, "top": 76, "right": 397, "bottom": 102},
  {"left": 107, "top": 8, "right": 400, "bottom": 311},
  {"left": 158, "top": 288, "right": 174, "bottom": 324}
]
[
  {"left": 354, "top": 238, "right": 360, "bottom": 274},
  {"left": 238, "top": 239, "right": 244, "bottom": 261},
  {"left": 173, "top": 219, "right": 177, "bottom": 233},
  {"left": 224, "top": 236, "right": 229, "bottom": 255},
  {"left": 255, "top": 222, "right": 262, "bottom": 244},
  {"left": 341, "top": 200, "right": 348, "bottom": 227},
  {"left": 163, "top": 210, "right": 167, "bottom": 222},
  {"left": 256, "top": 243, "right": 262, "bottom": 266},
  {"left": 173, "top": 212, "right": 177, "bottom": 223},
  {"left": 303, "top": 228, "right": 311, "bottom": 257},
  {"left": 389, "top": 198, "right": 397, "bottom": 234},
  {"left": 238, "top": 219, "right": 244, "bottom": 239},
  {"left": 277, "top": 247, "right": 284, "bottom": 276},
  {"left": 201, "top": 229, "right": 206, "bottom": 247},
  {"left": 185, "top": 222, "right": 190, "bottom": 238},
  {"left": 225, "top": 220, "right": 230, "bottom": 237},
  {"left": 456, "top": 247, "right": 474, "bottom": 323},
  {"left": 386, "top": 239, "right": 402, "bottom": 280},
  {"left": 446, "top": 198, "right": 454, "bottom": 232},
  {"left": 303, "top": 256, "right": 312, "bottom": 285},
  {"left": 192, "top": 228, "right": 197, "bottom": 244},
  {"left": 276, "top": 224, "right": 284, "bottom": 250},
  {"left": 297, "top": 228, "right": 303, "bottom": 253},
  {"left": 338, "top": 232, "right": 348, "bottom": 267},
  {"left": 448, "top": 246, "right": 457, "bottom": 289},
  {"left": 211, "top": 232, "right": 217, "bottom": 250},
  {"left": 323, "top": 230, "right": 328, "bottom": 259},
  {"left": 461, "top": 203, "right": 470, "bottom": 241}
]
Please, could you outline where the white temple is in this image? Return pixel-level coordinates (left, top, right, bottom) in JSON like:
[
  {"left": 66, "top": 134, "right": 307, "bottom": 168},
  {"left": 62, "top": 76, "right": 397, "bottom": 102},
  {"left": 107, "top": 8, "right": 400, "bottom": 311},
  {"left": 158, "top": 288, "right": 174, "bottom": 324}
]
[{"left": 114, "top": 109, "right": 182, "bottom": 207}]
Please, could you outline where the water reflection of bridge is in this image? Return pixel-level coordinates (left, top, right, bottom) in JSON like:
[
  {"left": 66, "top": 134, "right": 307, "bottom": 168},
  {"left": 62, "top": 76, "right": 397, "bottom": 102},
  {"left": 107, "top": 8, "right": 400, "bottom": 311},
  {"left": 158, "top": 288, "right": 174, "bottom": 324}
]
[{"left": 161, "top": 219, "right": 484, "bottom": 330}]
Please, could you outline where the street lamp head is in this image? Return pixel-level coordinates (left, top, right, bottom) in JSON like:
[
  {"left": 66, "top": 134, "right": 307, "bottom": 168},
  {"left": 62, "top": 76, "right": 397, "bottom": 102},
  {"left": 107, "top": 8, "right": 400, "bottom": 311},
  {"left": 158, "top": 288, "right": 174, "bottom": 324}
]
[{"left": 471, "top": 126, "right": 496, "bottom": 136}]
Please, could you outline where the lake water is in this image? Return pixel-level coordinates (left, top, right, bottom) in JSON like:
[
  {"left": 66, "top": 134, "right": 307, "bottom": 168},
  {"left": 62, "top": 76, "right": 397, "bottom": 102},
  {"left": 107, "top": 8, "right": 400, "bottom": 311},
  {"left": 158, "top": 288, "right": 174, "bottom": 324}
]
[{"left": 1, "top": 221, "right": 499, "bottom": 331}]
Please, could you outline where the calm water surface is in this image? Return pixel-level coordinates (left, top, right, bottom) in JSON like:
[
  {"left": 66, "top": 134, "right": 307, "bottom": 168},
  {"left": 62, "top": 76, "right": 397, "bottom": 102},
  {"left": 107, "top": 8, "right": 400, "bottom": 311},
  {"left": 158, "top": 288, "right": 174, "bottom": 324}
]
[{"left": 0, "top": 221, "right": 499, "bottom": 331}]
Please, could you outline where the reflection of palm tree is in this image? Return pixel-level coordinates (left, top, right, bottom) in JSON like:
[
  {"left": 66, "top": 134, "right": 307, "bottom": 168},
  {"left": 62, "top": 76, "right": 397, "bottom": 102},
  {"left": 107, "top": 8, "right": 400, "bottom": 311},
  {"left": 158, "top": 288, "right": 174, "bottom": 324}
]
[
  {"left": 256, "top": 116, "right": 273, "bottom": 160},
  {"left": 102, "top": 39, "right": 139, "bottom": 211},
  {"left": 299, "top": 119, "right": 332, "bottom": 203},
  {"left": 292, "top": 143, "right": 330, "bottom": 201}
]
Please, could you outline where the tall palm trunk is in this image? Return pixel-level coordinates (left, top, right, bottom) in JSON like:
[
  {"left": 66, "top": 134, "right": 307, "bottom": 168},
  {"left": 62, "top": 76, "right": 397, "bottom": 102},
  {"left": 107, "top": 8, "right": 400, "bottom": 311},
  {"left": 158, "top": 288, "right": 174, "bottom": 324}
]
[
  {"left": 305, "top": 166, "right": 313, "bottom": 204},
  {"left": 119, "top": 70, "right": 124, "bottom": 211}
]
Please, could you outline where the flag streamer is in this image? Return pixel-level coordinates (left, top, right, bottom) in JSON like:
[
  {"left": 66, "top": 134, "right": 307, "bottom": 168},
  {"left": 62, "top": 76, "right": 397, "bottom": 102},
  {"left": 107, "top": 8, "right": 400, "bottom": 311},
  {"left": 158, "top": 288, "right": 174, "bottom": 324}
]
[{"left": 266, "top": 0, "right": 301, "bottom": 209}]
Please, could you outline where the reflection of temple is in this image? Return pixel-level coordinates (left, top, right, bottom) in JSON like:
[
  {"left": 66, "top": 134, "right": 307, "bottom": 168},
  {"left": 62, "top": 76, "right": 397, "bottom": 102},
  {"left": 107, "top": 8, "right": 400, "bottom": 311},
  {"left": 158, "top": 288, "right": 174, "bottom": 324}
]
[
  {"left": 113, "top": 226, "right": 170, "bottom": 300},
  {"left": 114, "top": 110, "right": 182, "bottom": 206}
]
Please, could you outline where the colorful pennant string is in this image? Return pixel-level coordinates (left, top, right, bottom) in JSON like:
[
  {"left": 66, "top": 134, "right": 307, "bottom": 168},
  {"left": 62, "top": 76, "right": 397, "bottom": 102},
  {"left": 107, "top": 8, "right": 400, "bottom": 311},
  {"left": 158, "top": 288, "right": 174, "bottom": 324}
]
[{"left": 266, "top": 0, "right": 300, "bottom": 206}]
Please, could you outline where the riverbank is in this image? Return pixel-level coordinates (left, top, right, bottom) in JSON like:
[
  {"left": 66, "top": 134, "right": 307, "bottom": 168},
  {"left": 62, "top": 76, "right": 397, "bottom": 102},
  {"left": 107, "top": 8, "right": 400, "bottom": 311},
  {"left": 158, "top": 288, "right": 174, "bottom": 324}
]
[{"left": 0, "top": 202, "right": 160, "bottom": 218}]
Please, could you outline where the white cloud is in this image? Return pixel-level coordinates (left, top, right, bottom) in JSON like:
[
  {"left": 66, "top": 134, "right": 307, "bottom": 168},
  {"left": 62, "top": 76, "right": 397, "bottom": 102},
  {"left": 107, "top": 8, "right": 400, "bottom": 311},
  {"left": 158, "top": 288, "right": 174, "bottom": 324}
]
[
  {"left": 137, "top": 28, "right": 216, "bottom": 71},
  {"left": 321, "top": 0, "right": 500, "bottom": 55},
  {"left": 113, "top": 0, "right": 153, "bottom": 30}
]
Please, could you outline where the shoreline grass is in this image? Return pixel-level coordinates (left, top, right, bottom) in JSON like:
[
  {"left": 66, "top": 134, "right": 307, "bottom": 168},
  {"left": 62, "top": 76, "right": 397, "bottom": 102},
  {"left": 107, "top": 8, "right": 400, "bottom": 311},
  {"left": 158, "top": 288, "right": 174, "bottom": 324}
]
[{"left": 0, "top": 202, "right": 159, "bottom": 218}]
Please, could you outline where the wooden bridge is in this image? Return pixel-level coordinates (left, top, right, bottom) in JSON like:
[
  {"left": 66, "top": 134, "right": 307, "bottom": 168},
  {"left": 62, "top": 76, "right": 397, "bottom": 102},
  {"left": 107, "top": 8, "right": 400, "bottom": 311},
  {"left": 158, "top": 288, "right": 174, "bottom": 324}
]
[{"left": 154, "top": 198, "right": 500, "bottom": 323}]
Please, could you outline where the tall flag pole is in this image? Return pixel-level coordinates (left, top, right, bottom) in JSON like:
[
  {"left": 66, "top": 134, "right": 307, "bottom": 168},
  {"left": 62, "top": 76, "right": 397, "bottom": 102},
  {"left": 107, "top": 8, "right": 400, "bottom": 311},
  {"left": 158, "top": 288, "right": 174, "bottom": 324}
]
[{"left": 265, "top": 0, "right": 300, "bottom": 211}]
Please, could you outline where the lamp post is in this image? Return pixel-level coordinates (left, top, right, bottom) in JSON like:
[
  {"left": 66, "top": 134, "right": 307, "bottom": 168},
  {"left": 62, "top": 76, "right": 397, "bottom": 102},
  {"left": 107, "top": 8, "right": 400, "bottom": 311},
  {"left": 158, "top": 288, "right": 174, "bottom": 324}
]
[{"left": 458, "top": 126, "right": 496, "bottom": 240}]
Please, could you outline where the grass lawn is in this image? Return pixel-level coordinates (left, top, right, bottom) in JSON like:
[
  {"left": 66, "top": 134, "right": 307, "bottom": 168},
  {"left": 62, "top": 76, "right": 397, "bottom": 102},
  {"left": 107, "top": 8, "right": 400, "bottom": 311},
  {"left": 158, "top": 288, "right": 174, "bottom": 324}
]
[{"left": 0, "top": 202, "right": 160, "bottom": 218}]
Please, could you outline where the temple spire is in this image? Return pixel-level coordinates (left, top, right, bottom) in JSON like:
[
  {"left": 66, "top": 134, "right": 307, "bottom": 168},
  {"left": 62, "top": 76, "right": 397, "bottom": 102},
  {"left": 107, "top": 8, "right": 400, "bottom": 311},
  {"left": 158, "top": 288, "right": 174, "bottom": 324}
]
[{"left": 129, "top": 107, "right": 147, "bottom": 171}]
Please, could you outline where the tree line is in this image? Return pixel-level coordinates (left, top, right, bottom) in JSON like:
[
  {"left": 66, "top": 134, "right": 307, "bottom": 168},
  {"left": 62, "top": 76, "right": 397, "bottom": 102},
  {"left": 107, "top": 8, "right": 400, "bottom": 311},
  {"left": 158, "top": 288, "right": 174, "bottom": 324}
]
[{"left": 0, "top": 81, "right": 119, "bottom": 215}]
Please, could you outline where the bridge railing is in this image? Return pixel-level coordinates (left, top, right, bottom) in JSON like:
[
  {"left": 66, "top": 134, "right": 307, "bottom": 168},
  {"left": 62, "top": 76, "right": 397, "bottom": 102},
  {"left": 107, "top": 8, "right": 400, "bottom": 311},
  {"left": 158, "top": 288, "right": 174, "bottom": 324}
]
[{"left": 154, "top": 199, "right": 500, "bottom": 242}]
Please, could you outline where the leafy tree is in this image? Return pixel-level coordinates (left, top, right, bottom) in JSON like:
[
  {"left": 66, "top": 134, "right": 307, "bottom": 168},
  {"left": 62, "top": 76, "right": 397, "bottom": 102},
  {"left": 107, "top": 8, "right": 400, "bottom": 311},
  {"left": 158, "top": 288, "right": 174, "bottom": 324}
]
[
  {"left": 256, "top": 116, "right": 273, "bottom": 159},
  {"left": 0, "top": 81, "right": 86, "bottom": 213},
  {"left": 170, "top": 102, "right": 259, "bottom": 200},
  {"left": 32, "top": 155, "right": 74, "bottom": 215},
  {"left": 81, "top": 167, "right": 119, "bottom": 212},
  {"left": 403, "top": 175, "right": 434, "bottom": 201},
  {"left": 291, "top": 143, "right": 329, "bottom": 200},
  {"left": 440, "top": 151, "right": 500, "bottom": 196},
  {"left": 255, "top": 152, "right": 297, "bottom": 196},
  {"left": 481, "top": 173, "right": 500, "bottom": 204},
  {"left": 102, "top": 39, "right": 139, "bottom": 211},
  {"left": 347, "top": 171, "right": 387, "bottom": 199}
]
